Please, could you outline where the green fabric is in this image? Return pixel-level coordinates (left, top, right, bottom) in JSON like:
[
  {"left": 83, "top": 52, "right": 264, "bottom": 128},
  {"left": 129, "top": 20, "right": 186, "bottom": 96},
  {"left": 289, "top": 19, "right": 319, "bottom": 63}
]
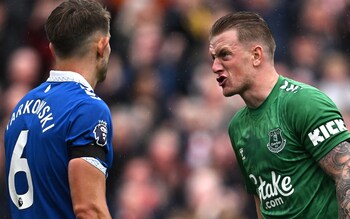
[{"left": 229, "top": 75, "right": 350, "bottom": 218}]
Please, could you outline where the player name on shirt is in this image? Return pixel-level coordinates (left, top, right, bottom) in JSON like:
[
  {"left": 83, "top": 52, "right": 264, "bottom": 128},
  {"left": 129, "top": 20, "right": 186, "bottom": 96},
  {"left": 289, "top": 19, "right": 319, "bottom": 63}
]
[{"left": 6, "top": 98, "right": 55, "bottom": 133}]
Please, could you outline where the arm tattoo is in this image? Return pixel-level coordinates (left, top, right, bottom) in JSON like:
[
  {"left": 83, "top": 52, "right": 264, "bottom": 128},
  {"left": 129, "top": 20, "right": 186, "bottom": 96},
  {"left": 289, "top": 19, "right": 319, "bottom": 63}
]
[{"left": 319, "top": 141, "right": 350, "bottom": 218}]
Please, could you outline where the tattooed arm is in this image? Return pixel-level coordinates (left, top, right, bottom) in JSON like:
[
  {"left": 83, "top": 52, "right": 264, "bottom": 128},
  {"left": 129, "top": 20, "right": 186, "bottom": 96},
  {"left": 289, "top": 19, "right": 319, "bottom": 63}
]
[{"left": 319, "top": 140, "right": 350, "bottom": 218}]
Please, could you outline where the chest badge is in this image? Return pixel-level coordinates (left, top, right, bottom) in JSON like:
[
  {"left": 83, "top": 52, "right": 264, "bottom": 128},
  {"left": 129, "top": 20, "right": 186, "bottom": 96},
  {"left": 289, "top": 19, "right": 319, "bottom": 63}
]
[{"left": 267, "top": 128, "right": 286, "bottom": 153}]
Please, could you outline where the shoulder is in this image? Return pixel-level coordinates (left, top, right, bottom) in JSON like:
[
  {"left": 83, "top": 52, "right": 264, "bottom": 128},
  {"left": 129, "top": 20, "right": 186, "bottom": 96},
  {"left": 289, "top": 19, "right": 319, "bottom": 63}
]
[
  {"left": 65, "top": 85, "right": 111, "bottom": 126},
  {"left": 278, "top": 77, "right": 337, "bottom": 113},
  {"left": 75, "top": 84, "right": 104, "bottom": 102},
  {"left": 278, "top": 77, "right": 343, "bottom": 138},
  {"left": 228, "top": 107, "right": 247, "bottom": 131},
  {"left": 71, "top": 84, "right": 110, "bottom": 111},
  {"left": 279, "top": 77, "right": 322, "bottom": 101},
  {"left": 75, "top": 97, "right": 111, "bottom": 118}
]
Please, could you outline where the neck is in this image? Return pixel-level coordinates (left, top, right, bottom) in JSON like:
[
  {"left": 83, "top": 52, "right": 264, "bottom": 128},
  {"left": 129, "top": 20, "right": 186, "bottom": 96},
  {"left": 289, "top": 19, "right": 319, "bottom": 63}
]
[
  {"left": 53, "top": 57, "right": 97, "bottom": 89},
  {"left": 242, "top": 67, "right": 279, "bottom": 109}
]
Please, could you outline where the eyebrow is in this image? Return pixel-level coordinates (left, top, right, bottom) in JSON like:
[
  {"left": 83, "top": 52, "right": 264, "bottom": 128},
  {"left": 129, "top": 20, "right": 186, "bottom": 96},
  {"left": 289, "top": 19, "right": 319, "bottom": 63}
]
[{"left": 211, "top": 46, "right": 232, "bottom": 57}]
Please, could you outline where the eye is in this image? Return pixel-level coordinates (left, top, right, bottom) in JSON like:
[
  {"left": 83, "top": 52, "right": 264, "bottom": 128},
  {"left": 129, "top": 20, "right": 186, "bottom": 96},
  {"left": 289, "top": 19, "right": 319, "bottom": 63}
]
[{"left": 218, "top": 50, "right": 231, "bottom": 60}]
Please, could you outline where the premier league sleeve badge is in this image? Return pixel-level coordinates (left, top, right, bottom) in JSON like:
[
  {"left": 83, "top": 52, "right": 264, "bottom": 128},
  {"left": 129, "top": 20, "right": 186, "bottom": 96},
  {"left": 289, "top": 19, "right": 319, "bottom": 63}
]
[{"left": 93, "top": 120, "right": 108, "bottom": 147}]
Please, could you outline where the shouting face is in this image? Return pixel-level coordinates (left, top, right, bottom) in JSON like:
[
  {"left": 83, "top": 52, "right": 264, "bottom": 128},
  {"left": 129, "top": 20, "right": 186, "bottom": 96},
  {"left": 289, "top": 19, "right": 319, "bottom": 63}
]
[{"left": 209, "top": 29, "right": 255, "bottom": 97}]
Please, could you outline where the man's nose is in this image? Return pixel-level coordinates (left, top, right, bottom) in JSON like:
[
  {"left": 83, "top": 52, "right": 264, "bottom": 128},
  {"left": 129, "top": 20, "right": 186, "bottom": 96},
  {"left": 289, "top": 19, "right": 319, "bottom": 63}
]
[{"left": 211, "top": 58, "right": 223, "bottom": 74}]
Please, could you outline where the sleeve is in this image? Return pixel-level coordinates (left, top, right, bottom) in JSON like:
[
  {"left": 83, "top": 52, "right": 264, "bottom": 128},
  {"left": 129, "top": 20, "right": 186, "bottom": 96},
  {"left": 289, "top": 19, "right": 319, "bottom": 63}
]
[
  {"left": 287, "top": 87, "right": 350, "bottom": 161},
  {"left": 66, "top": 100, "right": 113, "bottom": 171}
]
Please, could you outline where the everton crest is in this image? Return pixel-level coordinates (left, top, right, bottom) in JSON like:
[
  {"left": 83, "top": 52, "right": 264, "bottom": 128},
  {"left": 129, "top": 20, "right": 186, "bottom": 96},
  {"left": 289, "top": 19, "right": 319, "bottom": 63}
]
[
  {"left": 267, "top": 128, "right": 286, "bottom": 153},
  {"left": 93, "top": 120, "right": 108, "bottom": 147}
]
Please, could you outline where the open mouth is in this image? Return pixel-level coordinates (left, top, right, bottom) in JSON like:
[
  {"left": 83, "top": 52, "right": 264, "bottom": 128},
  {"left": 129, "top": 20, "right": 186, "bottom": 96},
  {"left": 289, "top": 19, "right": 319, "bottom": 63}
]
[{"left": 216, "top": 75, "right": 227, "bottom": 86}]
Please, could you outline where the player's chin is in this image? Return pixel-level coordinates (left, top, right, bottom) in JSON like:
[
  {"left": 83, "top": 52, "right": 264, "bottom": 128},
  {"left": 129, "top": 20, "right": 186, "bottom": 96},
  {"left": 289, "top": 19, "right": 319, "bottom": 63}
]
[{"left": 222, "top": 89, "right": 236, "bottom": 97}]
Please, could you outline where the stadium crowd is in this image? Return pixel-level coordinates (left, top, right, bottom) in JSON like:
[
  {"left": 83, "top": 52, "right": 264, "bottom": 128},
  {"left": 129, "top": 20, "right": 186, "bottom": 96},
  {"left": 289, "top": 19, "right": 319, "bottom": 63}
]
[{"left": 1, "top": 0, "right": 350, "bottom": 218}]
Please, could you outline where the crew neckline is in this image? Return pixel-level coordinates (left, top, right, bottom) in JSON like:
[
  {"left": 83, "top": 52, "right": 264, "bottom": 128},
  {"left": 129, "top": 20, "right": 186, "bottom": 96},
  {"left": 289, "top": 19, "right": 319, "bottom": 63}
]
[{"left": 46, "top": 70, "right": 93, "bottom": 91}]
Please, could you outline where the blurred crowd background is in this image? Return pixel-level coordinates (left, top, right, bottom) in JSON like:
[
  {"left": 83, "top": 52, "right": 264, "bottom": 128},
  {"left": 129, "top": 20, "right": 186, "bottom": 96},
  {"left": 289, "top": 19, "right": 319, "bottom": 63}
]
[{"left": 1, "top": 0, "right": 350, "bottom": 218}]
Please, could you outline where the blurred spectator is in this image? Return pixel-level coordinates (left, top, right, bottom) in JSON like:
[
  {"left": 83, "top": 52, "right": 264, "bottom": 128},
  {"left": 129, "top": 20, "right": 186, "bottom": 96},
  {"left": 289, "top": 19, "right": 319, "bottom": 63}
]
[
  {"left": 287, "top": 33, "right": 322, "bottom": 85},
  {"left": 112, "top": 157, "right": 167, "bottom": 219},
  {"left": 238, "top": 0, "right": 294, "bottom": 62},
  {"left": 0, "top": 1, "right": 8, "bottom": 75},
  {"left": 25, "top": 0, "right": 60, "bottom": 79},
  {"left": 146, "top": 124, "right": 189, "bottom": 214},
  {"left": 185, "top": 167, "right": 247, "bottom": 219},
  {"left": 5, "top": 46, "right": 42, "bottom": 87},
  {"left": 318, "top": 52, "right": 350, "bottom": 112},
  {"left": 336, "top": 3, "right": 350, "bottom": 56},
  {"left": 147, "top": 125, "right": 187, "bottom": 192},
  {"left": 0, "top": 0, "right": 36, "bottom": 85}
]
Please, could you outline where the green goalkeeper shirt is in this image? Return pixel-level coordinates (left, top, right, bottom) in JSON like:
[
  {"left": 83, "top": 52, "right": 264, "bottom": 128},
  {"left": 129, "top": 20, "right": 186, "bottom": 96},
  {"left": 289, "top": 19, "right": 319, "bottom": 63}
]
[{"left": 229, "top": 75, "right": 350, "bottom": 218}]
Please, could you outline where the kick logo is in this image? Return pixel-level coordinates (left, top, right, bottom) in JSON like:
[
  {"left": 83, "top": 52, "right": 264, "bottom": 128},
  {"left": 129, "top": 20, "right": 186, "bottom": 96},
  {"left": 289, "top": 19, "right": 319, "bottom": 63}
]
[
  {"left": 267, "top": 128, "right": 286, "bottom": 153},
  {"left": 308, "top": 119, "right": 347, "bottom": 146}
]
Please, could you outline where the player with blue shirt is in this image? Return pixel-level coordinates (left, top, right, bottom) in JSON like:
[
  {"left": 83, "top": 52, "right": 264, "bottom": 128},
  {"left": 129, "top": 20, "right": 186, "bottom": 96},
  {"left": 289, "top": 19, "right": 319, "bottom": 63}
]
[{"left": 4, "top": 0, "right": 113, "bottom": 218}]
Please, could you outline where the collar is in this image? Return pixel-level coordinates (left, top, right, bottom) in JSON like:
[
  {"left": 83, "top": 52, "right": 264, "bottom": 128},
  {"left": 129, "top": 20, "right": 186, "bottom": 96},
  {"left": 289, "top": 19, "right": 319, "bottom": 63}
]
[{"left": 47, "top": 70, "right": 93, "bottom": 90}]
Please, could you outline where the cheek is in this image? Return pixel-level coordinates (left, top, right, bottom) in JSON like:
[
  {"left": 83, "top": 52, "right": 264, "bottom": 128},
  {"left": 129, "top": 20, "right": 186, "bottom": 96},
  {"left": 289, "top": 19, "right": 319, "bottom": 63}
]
[
  {"left": 228, "top": 56, "right": 251, "bottom": 75},
  {"left": 226, "top": 64, "right": 251, "bottom": 89},
  {"left": 225, "top": 61, "right": 243, "bottom": 78}
]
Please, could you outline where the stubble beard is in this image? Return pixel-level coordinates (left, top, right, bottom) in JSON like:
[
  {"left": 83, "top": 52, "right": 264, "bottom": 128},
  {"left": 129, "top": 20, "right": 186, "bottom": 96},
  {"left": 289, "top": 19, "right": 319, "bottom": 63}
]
[
  {"left": 97, "top": 60, "right": 108, "bottom": 83},
  {"left": 222, "top": 83, "right": 238, "bottom": 97},
  {"left": 222, "top": 81, "right": 247, "bottom": 98}
]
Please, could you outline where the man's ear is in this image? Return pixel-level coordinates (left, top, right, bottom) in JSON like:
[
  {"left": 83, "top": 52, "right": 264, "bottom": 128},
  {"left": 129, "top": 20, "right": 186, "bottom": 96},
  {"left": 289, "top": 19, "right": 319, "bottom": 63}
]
[
  {"left": 252, "top": 45, "right": 263, "bottom": 67},
  {"left": 97, "top": 36, "right": 110, "bottom": 58},
  {"left": 49, "top": 43, "right": 56, "bottom": 57}
]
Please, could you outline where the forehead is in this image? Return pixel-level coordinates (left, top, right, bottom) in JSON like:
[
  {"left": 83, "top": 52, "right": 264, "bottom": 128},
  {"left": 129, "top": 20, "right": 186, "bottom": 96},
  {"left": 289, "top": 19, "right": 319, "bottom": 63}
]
[{"left": 209, "top": 30, "right": 240, "bottom": 52}]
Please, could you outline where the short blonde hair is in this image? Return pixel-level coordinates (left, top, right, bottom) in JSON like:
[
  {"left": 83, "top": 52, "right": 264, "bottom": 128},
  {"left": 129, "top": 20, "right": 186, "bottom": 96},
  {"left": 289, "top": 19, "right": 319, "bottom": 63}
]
[{"left": 210, "top": 11, "right": 276, "bottom": 61}]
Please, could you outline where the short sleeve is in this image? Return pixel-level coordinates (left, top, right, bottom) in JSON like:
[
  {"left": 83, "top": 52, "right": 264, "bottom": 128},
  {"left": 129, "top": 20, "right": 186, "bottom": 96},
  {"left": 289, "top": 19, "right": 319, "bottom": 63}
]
[
  {"left": 287, "top": 88, "right": 350, "bottom": 161},
  {"left": 66, "top": 100, "right": 113, "bottom": 169}
]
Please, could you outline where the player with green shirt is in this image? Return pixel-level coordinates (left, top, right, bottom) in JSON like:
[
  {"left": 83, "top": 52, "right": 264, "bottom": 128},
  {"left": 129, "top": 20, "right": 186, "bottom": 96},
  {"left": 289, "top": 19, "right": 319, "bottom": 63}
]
[
  {"left": 209, "top": 12, "right": 350, "bottom": 218},
  {"left": 230, "top": 75, "right": 350, "bottom": 218}
]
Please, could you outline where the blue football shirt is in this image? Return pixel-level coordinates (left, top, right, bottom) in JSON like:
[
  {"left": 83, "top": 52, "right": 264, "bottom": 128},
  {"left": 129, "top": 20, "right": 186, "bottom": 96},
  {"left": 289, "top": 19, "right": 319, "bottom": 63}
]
[{"left": 4, "top": 71, "right": 113, "bottom": 218}]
